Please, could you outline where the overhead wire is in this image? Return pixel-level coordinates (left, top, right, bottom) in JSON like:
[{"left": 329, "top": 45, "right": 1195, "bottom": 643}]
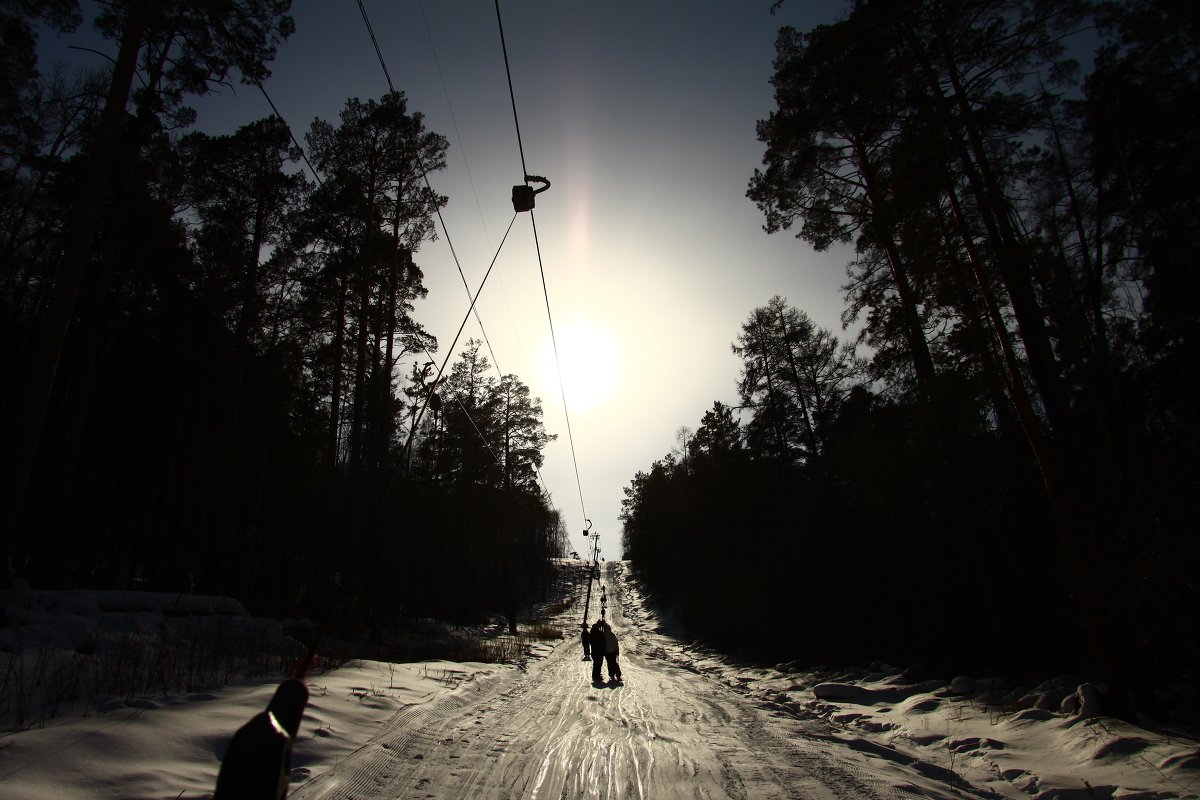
[
  {"left": 255, "top": 4, "right": 523, "bottom": 505},
  {"left": 254, "top": 80, "right": 322, "bottom": 186},
  {"left": 356, "top": 0, "right": 505, "bottom": 377},
  {"left": 228, "top": 4, "right": 556, "bottom": 528},
  {"left": 389, "top": 213, "right": 518, "bottom": 500},
  {"left": 530, "top": 210, "right": 588, "bottom": 526},
  {"left": 356, "top": 0, "right": 394, "bottom": 91},
  {"left": 415, "top": 212, "right": 519, "bottom": 449},
  {"left": 493, "top": 0, "right": 589, "bottom": 527},
  {"left": 352, "top": 1, "right": 558, "bottom": 505},
  {"left": 493, "top": 0, "right": 529, "bottom": 179},
  {"left": 419, "top": 0, "right": 537, "bottom": 386}
]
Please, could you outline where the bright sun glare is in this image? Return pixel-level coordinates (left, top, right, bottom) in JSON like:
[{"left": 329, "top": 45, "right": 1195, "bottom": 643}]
[{"left": 539, "top": 318, "right": 621, "bottom": 414}]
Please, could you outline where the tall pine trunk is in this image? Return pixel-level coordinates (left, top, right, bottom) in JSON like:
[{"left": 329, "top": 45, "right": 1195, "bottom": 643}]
[
  {"left": 0, "top": 1, "right": 149, "bottom": 581},
  {"left": 774, "top": 306, "right": 821, "bottom": 463},
  {"left": 853, "top": 139, "right": 938, "bottom": 393},
  {"left": 932, "top": 32, "right": 1071, "bottom": 440},
  {"left": 327, "top": 251, "right": 350, "bottom": 471}
]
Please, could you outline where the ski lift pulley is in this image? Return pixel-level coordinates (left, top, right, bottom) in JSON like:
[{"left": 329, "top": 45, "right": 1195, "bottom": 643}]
[{"left": 512, "top": 174, "right": 551, "bottom": 212}]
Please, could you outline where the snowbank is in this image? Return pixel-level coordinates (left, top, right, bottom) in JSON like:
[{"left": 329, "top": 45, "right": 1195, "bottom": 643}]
[
  {"left": 0, "top": 580, "right": 303, "bottom": 727},
  {"left": 619, "top": 569, "right": 1200, "bottom": 800},
  {"left": 0, "top": 658, "right": 498, "bottom": 799},
  {"left": 3, "top": 568, "right": 1197, "bottom": 800}
]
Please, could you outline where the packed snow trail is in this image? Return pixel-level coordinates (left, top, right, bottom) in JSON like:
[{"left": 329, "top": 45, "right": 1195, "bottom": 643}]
[{"left": 290, "top": 563, "right": 966, "bottom": 799}]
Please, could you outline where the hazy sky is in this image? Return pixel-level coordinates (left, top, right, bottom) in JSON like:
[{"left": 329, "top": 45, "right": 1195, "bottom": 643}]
[{"left": 46, "top": 1, "right": 856, "bottom": 559}]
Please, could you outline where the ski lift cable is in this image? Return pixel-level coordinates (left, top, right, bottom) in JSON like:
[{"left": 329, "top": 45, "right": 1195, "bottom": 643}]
[
  {"left": 420, "top": 0, "right": 537, "bottom": 388},
  {"left": 414, "top": 349, "right": 498, "bottom": 471},
  {"left": 253, "top": 80, "right": 509, "bottom": 487},
  {"left": 357, "top": 0, "right": 505, "bottom": 386},
  {"left": 493, "top": 0, "right": 529, "bottom": 181},
  {"left": 447, "top": 383, "right": 504, "bottom": 469},
  {"left": 355, "top": 1, "right": 558, "bottom": 511},
  {"left": 420, "top": 164, "right": 505, "bottom": 375},
  {"left": 493, "top": 1, "right": 589, "bottom": 528},
  {"left": 398, "top": 212, "right": 518, "bottom": 471},
  {"left": 531, "top": 210, "right": 588, "bottom": 527},
  {"left": 372, "top": 212, "right": 520, "bottom": 524},
  {"left": 232, "top": 8, "right": 540, "bottom": 534},
  {"left": 358, "top": 0, "right": 563, "bottom": 517},
  {"left": 436, "top": 174, "right": 504, "bottom": 374},
  {"left": 415, "top": 343, "right": 554, "bottom": 501}
]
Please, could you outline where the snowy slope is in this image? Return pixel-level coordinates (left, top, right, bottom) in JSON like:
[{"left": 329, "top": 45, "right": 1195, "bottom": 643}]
[
  {"left": 1, "top": 562, "right": 1196, "bottom": 798},
  {"left": 618, "top": 570, "right": 1200, "bottom": 799}
]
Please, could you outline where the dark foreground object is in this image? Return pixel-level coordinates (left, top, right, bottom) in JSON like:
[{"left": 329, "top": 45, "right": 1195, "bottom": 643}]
[{"left": 213, "top": 679, "right": 309, "bottom": 799}]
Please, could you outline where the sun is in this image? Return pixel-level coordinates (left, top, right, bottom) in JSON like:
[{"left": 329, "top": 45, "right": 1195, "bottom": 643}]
[{"left": 538, "top": 317, "right": 621, "bottom": 414}]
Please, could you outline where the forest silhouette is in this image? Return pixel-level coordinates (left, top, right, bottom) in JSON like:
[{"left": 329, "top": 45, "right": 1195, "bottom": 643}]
[
  {"left": 0, "top": 2, "right": 565, "bottom": 640},
  {"left": 1, "top": 1, "right": 1197, "bottom": 719},
  {"left": 622, "top": 0, "right": 1198, "bottom": 719}
]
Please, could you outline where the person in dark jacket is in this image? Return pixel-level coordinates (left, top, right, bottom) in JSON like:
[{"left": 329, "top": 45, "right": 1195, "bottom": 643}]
[
  {"left": 580, "top": 622, "right": 590, "bottom": 660},
  {"left": 602, "top": 623, "right": 622, "bottom": 682},
  {"left": 213, "top": 678, "right": 308, "bottom": 799},
  {"left": 589, "top": 620, "right": 607, "bottom": 683}
]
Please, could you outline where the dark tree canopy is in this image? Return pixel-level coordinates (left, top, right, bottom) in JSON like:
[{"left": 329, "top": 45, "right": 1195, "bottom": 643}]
[
  {"left": 0, "top": 5, "right": 565, "bottom": 635},
  {"left": 627, "top": 0, "right": 1199, "bottom": 717}
]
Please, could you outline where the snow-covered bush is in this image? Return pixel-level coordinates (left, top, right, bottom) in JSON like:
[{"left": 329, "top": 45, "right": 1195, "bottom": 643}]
[{"left": 0, "top": 583, "right": 305, "bottom": 728}]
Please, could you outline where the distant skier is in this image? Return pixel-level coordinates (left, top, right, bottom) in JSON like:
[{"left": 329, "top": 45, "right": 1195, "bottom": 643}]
[
  {"left": 589, "top": 620, "right": 607, "bottom": 683},
  {"left": 580, "top": 622, "right": 591, "bottom": 660},
  {"left": 603, "top": 623, "right": 623, "bottom": 682}
]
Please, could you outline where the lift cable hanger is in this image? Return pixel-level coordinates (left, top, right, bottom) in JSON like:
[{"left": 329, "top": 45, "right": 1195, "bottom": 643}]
[
  {"left": 494, "top": 0, "right": 588, "bottom": 531},
  {"left": 512, "top": 174, "right": 550, "bottom": 213},
  {"left": 493, "top": 0, "right": 551, "bottom": 213}
]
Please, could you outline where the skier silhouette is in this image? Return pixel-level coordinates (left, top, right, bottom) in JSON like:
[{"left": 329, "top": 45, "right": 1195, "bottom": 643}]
[
  {"left": 580, "top": 622, "right": 591, "bottom": 660},
  {"left": 602, "top": 623, "right": 622, "bottom": 682},
  {"left": 589, "top": 620, "right": 607, "bottom": 683}
]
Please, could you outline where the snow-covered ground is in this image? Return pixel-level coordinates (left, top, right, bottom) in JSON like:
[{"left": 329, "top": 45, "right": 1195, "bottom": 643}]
[
  {"left": 618, "top": 571, "right": 1200, "bottom": 800},
  {"left": 1, "top": 563, "right": 1196, "bottom": 799}
]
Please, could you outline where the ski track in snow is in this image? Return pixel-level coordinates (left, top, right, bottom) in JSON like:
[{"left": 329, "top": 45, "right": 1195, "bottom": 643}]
[{"left": 290, "top": 563, "right": 973, "bottom": 800}]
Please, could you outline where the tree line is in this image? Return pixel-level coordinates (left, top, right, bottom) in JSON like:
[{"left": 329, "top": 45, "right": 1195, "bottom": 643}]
[
  {"left": 621, "top": 0, "right": 1197, "bottom": 714},
  {"left": 0, "top": 1, "right": 566, "bottom": 637}
]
